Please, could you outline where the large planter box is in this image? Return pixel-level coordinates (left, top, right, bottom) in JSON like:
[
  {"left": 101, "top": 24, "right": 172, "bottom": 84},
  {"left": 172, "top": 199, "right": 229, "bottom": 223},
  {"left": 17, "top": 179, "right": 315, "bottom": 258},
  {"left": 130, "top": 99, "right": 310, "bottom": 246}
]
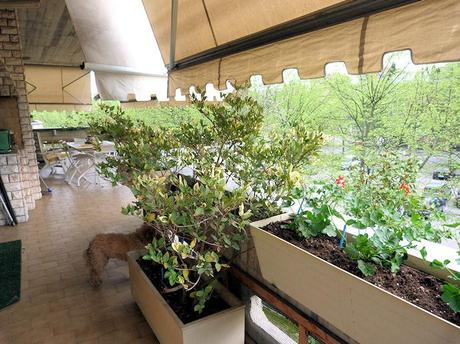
[
  {"left": 127, "top": 251, "right": 245, "bottom": 344},
  {"left": 250, "top": 214, "right": 460, "bottom": 344}
]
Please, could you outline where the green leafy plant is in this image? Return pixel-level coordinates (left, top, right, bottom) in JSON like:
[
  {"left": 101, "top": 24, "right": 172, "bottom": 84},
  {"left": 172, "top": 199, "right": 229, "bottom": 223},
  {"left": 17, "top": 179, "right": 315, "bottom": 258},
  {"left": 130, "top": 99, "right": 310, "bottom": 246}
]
[
  {"left": 284, "top": 182, "right": 344, "bottom": 239},
  {"left": 88, "top": 104, "right": 179, "bottom": 186},
  {"left": 344, "top": 228, "right": 410, "bottom": 276},
  {"left": 287, "top": 152, "right": 447, "bottom": 278},
  {"left": 89, "top": 88, "right": 323, "bottom": 313},
  {"left": 245, "top": 126, "right": 323, "bottom": 219},
  {"left": 339, "top": 152, "right": 450, "bottom": 275},
  {"left": 429, "top": 257, "right": 460, "bottom": 313}
]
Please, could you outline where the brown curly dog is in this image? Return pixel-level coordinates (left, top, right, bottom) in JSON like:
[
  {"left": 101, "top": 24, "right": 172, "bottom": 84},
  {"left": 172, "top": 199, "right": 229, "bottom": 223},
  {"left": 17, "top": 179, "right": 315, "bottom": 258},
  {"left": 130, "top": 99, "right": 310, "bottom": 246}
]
[{"left": 84, "top": 223, "right": 153, "bottom": 287}]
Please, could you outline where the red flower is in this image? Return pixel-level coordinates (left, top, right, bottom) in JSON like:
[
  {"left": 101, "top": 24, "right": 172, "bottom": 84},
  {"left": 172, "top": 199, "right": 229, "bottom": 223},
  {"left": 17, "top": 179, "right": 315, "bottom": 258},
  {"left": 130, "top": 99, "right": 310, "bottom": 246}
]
[
  {"left": 335, "top": 175, "right": 346, "bottom": 188},
  {"left": 400, "top": 180, "right": 410, "bottom": 195}
]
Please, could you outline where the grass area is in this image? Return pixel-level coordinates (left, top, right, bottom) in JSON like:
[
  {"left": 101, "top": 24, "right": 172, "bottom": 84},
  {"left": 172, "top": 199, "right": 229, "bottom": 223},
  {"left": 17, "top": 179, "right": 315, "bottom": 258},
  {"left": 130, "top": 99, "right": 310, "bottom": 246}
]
[
  {"left": 31, "top": 103, "right": 203, "bottom": 129},
  {"left": 32, "top": 110, "right": 88, "bottom": 128},
  {"left": 262, "top": 305, "right": 323, "bottom": 344},
  {"left": 262, "top": 305, "right": 299, "bottom": 342}
]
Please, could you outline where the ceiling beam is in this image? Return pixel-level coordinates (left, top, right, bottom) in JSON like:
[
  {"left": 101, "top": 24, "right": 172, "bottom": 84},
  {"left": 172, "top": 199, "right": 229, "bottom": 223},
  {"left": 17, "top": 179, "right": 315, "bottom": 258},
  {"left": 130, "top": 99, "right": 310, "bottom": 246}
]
[
  {"left": 170, "top": 0, "right": 419, "bottom": 71},
  {"left": 0, "top": 0, "right": 41, "bottom": 8}
]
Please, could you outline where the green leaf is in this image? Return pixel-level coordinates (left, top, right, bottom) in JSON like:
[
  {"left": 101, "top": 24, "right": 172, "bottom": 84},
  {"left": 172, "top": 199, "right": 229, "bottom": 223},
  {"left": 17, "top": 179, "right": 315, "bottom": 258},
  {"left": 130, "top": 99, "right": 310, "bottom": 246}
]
[
  {"left": 194, "top": 207, "right": 205, "bottom": 216},
  {"left": 344, "top": 244, "right": 360, "bottom": 260},
  {"left": 450, "top": 271, "right": 460, "bottom": 281},
  {"left": 430, "top": 259, "right": 446, "bottom": 270},
  {"left": 444, "top": 222, "right": 460, "bottom": 228},
  {"left": 346, "top": 219, "right": 357, "bottom": 226},
  {"left": 420, "top": 247, "right": 428, "bottom": 261},
  {"left": 357, "top": 260, "right": 376, "bottom": 277},
  {"left": 194, "top": 304, "right": 204, "bottom": 313},
  {"left": 441, "top": 283, "right": 460, "bottom": 313},
  {"left": 390, "top": 258, "right": 401, "bottom": 274},
  {"left": 322, "top": 224, "right": 337, "bottom": 237}
]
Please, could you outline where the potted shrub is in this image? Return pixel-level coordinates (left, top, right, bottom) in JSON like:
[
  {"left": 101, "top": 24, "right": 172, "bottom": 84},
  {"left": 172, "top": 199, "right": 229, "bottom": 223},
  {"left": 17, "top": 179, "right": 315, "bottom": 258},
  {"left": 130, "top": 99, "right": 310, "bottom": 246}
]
[
  {"left": 126, "top": 170, "right": 248, "bottom": 344},
  {"left": 89, "top": 89, "right": 323, "bottom": 343},
  {"left": 250, "top": 153, "right": 460, "bottom": 343}
]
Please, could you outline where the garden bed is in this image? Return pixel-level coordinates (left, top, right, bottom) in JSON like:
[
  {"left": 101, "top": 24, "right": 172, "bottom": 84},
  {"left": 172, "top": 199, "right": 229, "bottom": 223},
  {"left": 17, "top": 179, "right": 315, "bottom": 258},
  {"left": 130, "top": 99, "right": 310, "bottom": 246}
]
[
  {"left": 137, "top": 257, "right": 230, "bottom": 324},
  {"left": 263, "top": 219, "right": 460, "bottom": 326}
]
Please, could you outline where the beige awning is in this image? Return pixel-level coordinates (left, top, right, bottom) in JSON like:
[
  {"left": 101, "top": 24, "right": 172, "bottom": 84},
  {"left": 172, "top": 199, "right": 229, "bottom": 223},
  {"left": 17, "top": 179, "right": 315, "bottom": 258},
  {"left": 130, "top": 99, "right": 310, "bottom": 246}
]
[
  {"left": 65, "top": 0, "right": 167, "bottom": 101},
  {"left": 143, "top": 0, "right": 460, "bottom": 97},
  {"left": 24, "top": 65, "right": 92, "bottom": 107},
  {"left": 143, "top": 0, "right": 349, "bottom": 63}
]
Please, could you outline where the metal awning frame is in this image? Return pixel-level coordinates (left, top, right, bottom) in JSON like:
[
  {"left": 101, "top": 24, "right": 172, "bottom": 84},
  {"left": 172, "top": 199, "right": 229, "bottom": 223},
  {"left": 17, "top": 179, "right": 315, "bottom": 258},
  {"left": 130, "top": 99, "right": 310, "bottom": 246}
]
[{"left": 167, "top": 0, "right": 418, "bottom": 72}]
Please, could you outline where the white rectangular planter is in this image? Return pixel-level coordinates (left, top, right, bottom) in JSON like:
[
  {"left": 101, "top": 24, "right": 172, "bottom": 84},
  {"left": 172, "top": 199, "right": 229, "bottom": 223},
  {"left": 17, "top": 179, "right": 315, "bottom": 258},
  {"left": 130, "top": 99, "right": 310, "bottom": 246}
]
[
  {"left": 127, "top": 251, "right": 245, "bottom": 344},
  {"left": 250, "top": 214, "right": 460, "bottom": 344}
]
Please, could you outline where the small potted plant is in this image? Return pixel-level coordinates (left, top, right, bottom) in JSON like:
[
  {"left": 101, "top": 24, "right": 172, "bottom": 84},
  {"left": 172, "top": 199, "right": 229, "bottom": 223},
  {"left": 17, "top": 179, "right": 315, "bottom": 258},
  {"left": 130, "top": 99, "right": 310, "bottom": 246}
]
[
  {"left": 127, "top": 169, "right": 249, "bottom": 344},
  {"left": 250, "top": 152, "right": 460, "bottom": 343}
]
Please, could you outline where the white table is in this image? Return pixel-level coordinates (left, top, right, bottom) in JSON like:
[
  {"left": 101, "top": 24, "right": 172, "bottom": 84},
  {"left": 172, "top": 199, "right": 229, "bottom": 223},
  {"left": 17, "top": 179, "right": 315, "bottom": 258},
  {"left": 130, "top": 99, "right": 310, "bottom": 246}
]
[{"left": 65, "top": 141, "right": 115, "bottom": 186}]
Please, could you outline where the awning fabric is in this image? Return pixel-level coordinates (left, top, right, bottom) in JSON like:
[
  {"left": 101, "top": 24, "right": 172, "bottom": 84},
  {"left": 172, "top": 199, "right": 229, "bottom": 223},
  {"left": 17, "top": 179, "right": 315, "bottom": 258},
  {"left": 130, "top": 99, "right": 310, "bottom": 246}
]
[
  {"left": 143, "top": 0, "right": 460, "bottom": 97},
  {"left": 24, "top": 65, "right": 91, "bottom": 105},
  {"left": 65, "top": 0, "right": 167, "bottom": 101},
  {"left": 95, "top": 72, "right": 167, "bottom": 101},
  {"left": 143, "top": 0, "right": 349, "bottom": 63}
]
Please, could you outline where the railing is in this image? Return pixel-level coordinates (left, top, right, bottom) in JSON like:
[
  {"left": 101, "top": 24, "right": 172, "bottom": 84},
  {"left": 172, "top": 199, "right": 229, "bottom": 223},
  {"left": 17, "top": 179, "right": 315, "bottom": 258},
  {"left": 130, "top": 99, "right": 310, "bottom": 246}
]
[
  {"left": 33, "top": 127, "right": 89, "bottom": 144},
  {"left": 231, "top": 267, "right": 346, "bottom": 344}
]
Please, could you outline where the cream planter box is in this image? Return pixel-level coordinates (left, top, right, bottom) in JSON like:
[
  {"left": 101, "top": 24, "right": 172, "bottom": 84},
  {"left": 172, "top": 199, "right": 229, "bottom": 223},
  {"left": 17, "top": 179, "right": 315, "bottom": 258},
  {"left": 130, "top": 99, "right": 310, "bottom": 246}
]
[
  {"left": 127, "top": 251, "right": 245, "bottom": 344},
  {"left": 250, "top": 214, "right": 460, "bottom": 344}
]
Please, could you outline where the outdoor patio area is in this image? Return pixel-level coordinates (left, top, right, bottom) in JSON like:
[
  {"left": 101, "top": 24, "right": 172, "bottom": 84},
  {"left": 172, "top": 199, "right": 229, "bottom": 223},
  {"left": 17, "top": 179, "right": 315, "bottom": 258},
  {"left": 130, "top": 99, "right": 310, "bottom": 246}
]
[
  {"left": 0, "top": 1, "right": 459, "bottom": 343},
  {"left": 0, "top": 178, "right": 158, "bottom": 343}
]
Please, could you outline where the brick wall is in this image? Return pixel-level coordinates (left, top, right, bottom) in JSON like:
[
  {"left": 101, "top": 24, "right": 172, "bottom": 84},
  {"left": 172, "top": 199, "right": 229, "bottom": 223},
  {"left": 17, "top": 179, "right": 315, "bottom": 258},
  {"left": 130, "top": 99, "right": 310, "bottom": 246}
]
[
  {"left": 0, "top": 9, "right": 41, "bottom": 224},
  {"left": 0, "top": 153, "right": 28, "bottom": 223}
]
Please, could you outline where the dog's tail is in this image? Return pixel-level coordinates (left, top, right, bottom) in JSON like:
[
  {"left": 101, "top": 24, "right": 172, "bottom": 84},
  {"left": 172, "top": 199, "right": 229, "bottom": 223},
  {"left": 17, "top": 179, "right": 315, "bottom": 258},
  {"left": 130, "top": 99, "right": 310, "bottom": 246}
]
[
  {"left": 84, "top": 236, "right": 105, "bottom": 288},
  {"left": 84, "top": 239, "right": 94, "bottom": 267}
]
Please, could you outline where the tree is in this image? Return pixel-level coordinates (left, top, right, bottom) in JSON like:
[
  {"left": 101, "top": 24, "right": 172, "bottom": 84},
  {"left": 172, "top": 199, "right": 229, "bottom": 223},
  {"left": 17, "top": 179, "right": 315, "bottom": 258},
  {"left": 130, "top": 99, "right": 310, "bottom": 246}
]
[
  {"left": 380, "top": 64, "right": 460, "bottom": 170},
  {"left": 252, "top": 80, "right": 331, "bottom": 133},
  {"left": 327, "top": 64, "right": 404, "bottom": 160}
]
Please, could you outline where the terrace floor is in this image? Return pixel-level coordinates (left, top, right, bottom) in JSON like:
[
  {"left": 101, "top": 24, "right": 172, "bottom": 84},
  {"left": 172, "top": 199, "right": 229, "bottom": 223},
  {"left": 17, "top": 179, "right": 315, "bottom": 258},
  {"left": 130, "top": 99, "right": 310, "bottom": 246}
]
[{"left": 0, "top": 177, "right": 158, "bottom": 343}]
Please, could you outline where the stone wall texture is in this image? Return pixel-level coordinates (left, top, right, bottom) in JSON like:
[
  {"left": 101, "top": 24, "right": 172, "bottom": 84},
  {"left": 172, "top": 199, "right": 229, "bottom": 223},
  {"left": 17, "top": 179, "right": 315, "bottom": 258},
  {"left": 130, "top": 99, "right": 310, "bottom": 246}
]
[{"left": 0, "top": 9, "right": 41, "bottom": 224}]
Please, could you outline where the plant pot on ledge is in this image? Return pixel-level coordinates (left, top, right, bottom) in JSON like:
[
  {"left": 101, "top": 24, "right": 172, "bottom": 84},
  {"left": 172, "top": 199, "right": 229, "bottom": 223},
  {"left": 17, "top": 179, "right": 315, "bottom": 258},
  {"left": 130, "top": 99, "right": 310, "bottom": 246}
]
[
  {"left": 127, "top": 251, "right": 245, "bottom": 344},
  {"left": 250, "top": 214, "right": 460, "bottom": 344}
]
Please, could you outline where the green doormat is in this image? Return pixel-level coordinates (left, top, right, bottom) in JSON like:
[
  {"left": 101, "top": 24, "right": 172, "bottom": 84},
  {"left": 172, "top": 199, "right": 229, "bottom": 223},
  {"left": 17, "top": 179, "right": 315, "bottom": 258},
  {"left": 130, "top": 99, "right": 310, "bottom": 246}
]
[{"left": 0, "top": 240, "right": 21, "bottom": 310}]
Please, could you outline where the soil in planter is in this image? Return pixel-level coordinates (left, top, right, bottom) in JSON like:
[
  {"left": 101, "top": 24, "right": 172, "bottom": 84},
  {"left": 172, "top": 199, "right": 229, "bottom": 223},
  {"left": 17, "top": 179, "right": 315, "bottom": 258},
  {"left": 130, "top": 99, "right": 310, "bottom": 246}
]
[
  {"left": 263, "top": 220, "right": 460, "bottom": 326},
  {"left": 137, "top": 258, "right": 230, "bottom": 324}
]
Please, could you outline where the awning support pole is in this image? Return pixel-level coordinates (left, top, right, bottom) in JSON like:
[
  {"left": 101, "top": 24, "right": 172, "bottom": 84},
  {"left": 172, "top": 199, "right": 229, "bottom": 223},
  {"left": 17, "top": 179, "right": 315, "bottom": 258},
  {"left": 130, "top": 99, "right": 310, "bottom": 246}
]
[{"left": 168, "top": 0, "right": 178, "bottom": 71}]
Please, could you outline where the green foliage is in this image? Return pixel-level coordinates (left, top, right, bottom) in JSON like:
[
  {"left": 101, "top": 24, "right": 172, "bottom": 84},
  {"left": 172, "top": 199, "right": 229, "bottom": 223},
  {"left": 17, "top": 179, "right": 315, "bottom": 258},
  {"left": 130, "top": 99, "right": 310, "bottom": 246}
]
[
  {"left": 441, "top": 284, "right": 460, "bottom": 313},
  {"left": 344, "top": 228, "right": 409, "bottom": 275},
  {"left": 32, "top": 101, "right": 203, "bottom": 129},
  {"left": 88, "top": 104, "right": 179, "bottom": 186},
  {"left": 429, "top": 257, "right": 460, "bottom": 313},
  {"left": 253, "top": 62, "right": 460, "bottom": 174},
  {"left": 327, "top": 64, "right": 403, "bottom": 154},
  {"left": 245, "top": 126, "right": 323, "bottom": 218},
  {"left": 284, "top": 182, "right": 344, "bottom": 239},
  {"left": 341, "top": 154, "right": 447, "bottom": 275},
  {"left": 262, "top": 305, "right": 299, "bottom": 342},
  {"left": 252, "top": 80, "right": 330, "bottom": 133},
  {"left": 289, "top": 153, "right": 445, "bottom": 277},
  {"left": 32, "top": 110, "right": 88, "bottom": 128},
  {"left": 89, "top": 88, "right": 322, "bottom": 312}
]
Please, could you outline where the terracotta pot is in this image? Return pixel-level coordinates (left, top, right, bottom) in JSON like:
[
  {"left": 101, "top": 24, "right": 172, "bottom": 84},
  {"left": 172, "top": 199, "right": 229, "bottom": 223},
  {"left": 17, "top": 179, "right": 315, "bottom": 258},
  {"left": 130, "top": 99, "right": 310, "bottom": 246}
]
[
  {"left": 127, "top": 251, "right": 245, "bottom": 344},
  {"left": 250, "top": 214, "right": 460, "bottom": 344}
]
